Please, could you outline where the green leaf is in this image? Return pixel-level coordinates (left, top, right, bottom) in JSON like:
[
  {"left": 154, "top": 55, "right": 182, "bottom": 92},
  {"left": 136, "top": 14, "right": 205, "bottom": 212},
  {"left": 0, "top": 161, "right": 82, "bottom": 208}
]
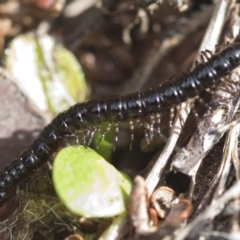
[
  {"left": 6, "top": 34, "right": 88, "bottom": 114},
  {"left": 52, "top": 146, "right": 132, "bottom": 218}
]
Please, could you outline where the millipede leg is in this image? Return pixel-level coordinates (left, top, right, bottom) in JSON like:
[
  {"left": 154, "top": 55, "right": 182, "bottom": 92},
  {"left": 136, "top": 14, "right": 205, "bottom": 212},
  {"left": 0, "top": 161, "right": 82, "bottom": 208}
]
[
  {"left": 45, "top": 163, "right": 53, "bottom": 184},
  {"left": 149, "top": 115, "right": 155, "bottom": 140},
  {"left": 129, "top": 120, "right": 134, "bottom": 150},
  {"left": 87, "top": 129, "right": 94, "bottom": 146},
  {"left": 87, "top": 127, "right": 98, "bottom": 146},
  {"left": 114, "top": 122, "right": 119, "bottom": 150},
  {"left": 208, "top": 84, "right": 235, "bottom": 98},
  {"left": 201, "top": 50, "right": 213, "bottom": 61},
  {"left": 155, "top": 113, "right": 161, "bottom": 143},
  {"left": 144, "top": 128, "right": 150, "bottom": 145},
  {"left": 205, "top": 87, "right": 216, "bottom": 95},
  {"left": 219, "top": 77, "right": 238, "bottom": 95},
  {"left": 191, "top": 103, "right": 200, "bottom": 123},
  {"left": 46, "top": 161, "right": 53, "bottom": 171},
  {"left": 156, "top": 113, "right": 161, "bottom": 134},
  {"left": 194, "top": 59, "right": 200, "bottom": 66},
  {"left": 82, "top": 129, "right": 90, "bottom": 146},
  {"left": 178, "top": 106, "right": 186, "bottom": 128},
  {"left": 215, "top": 43, "right": 228, "bottom": 53},
  {"left": 135, "top": 118, "right": 151, "bottom": 145},
  {"left": 169, "top": 108, "right": 175, "bottom": 129},
  {"left": 217, "top": 86, "right": 235, "bottom": 96},
  {"left": 35, "top": 173, "right": 40, "bottom": 197},
  {"left": 96, "top": 123, "right": 112, "bottom": 148},
  {"left": 195, "top": 96, "right": 211, "bottom": 110},
  {"left": 75, "top": 135, "right": 79, "bottom": 145}
]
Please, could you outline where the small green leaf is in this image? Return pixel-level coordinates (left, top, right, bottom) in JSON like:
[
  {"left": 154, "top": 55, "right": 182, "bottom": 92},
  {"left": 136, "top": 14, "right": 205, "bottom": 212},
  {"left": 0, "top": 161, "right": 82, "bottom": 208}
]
[
  {"left": 6, "top": 34, "right": 88, "bottom": 114},
  {"left": 53, "top": 146, "right": 132, "bottom": 218}
]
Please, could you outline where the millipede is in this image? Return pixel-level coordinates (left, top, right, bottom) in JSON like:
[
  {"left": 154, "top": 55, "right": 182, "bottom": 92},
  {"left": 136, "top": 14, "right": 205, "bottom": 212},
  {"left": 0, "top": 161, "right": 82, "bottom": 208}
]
[{"left": 1, "top": 42, "right": 240, "bottom": 206}]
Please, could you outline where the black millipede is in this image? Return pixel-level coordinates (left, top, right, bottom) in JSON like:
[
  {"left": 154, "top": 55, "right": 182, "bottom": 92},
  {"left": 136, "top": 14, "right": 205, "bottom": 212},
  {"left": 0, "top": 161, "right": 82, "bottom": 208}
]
[{"left": 1, "top": 42, "right": 240, "bottom": 206}]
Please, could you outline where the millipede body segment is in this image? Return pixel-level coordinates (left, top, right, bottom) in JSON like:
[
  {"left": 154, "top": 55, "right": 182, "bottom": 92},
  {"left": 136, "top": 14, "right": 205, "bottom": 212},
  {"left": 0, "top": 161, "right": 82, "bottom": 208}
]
[{"left": 1, "top": 43, "right": 240, "bottom": 205}]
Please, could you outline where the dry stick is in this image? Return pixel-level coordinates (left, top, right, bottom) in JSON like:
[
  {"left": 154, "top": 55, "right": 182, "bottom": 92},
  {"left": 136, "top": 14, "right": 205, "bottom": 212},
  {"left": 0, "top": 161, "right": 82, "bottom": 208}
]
[
  {"left": 231, "top": 125, "right": 240, "bottom": 233},
  {"left": 195, "top": 124, "right": 239, "bottom": 216},
  {"left": 214, "top": 126, "right": 238, "bottom": 198},
  {"left": 173, "top": 179, "right": 240, "bottom": 240},
  {"left": 200, "top": 231, "right": 240, "bottom": 239},
  {"left": 98, "top": 214, "right": 129, "bottom": 240},
  {"left": 193, "top": 123, "right": 240, "bottom": 216},
  {"left": 232, "top": 124, "right": 240, "bottom": 181},
  {"left": 228, "top": 7, "right": 240, "bottom": 229},
  {"left": 64, "top": 0, "right": 100, "bottom": 17}
]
